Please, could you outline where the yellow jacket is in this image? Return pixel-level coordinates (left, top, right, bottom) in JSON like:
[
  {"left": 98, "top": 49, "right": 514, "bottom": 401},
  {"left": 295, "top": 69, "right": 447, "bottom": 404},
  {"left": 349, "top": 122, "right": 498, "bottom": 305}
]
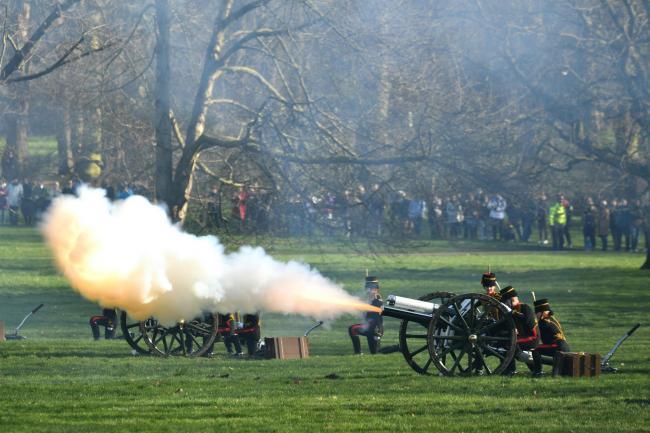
[{"left": 548, "top": 202, "right": 567, "bottom": 226}]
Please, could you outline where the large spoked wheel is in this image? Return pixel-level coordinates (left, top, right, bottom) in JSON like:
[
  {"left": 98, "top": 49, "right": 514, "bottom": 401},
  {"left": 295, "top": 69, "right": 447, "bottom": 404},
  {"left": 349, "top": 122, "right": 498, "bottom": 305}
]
[
  {"left": 428, "top": 293, "right": 516, "bottom": 376},
  {"left": 141, "top": 313, "right": 218, "bottom": 357},
  {"left": 398, "top": 292, "right": 456, "bottom": 375},
  {"left": 120, "top": 311, "right": 151, "bottom": 355}
]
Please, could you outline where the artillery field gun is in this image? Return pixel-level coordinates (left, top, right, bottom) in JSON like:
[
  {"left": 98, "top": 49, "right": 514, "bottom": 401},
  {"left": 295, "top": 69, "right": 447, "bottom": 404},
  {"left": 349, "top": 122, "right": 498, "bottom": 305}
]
[
  {"left": 116, "top": 292, "right": 527, "bottom": 370},
  {"left": 383, "top": 292, "right": 518, "bottom": 376},
  {"left": 120, "top": 312, "right": 218, "bottom": 357},
  {"left": 117, "top": 291, "right": 638, "bottom": 374}
]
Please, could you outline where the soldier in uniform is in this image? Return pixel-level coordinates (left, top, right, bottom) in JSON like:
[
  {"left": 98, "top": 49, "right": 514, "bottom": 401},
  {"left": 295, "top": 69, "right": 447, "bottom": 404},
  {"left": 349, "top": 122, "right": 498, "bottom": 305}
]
[
  {"left": 89, "top": 308, "right": 118, "bottom": 340},
  {"left": 215, "top": 313, "right": 243, "bottom": 356},
  {"left": 532, "top": 298, "right": 570, "bottom": 377},
  {"left": 499, "top": 286, "right": 539, "bottom": 375},
  {"left": 481, "top": 272, "right": 499, "bottom": 297},
  {"left": 480, "top": 271, "right": 505, "bottom": 324},
  {"left": 348, "top": 276, "right": 384, "bottom": 354},
  {"left": 237, "top": 313, "right": 261, "bottom": 357}
]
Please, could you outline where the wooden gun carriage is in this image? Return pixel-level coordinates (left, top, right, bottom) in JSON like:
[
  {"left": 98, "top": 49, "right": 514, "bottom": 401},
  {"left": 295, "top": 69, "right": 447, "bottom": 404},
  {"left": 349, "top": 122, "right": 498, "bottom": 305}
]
[
  {"left": 383, "top": 292, "right": 521, "bottom": 376},
  {"left": 120, "top": 312, "right": 225, "bottom": 357}
]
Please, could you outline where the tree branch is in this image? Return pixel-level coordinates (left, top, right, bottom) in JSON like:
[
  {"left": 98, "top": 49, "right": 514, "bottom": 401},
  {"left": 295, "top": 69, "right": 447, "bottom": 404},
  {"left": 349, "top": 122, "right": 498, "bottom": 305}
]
[{"left": 0, "top": 0, "right": 82, "bottom": 83}]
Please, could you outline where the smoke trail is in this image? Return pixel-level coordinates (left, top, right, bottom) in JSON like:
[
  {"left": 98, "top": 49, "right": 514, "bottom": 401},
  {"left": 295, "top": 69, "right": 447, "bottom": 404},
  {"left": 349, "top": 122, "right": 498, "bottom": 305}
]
[{"left": 41, "top": 187, "right": 375, "bottom": 325}]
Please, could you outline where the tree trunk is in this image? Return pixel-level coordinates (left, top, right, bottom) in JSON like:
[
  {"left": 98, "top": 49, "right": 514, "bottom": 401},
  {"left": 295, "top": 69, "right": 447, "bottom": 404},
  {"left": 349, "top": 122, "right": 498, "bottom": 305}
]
[
  {"left": 3, "top": 83, "right": 30, "bottom": 180},
  {"left": 2, "top": 0, "right": 31, "bottom": 180},
  {"left": 154, "top": 0, "right": 173, "bottom": 212},
  {"left": 89, "top": 106, "right": 103, "bottom": 153},
  {"left": 56, "top": 105, "right": 73, "bottom": 176},
  {"left": 642, "top": 230, "right": 650, "bottom": 270},
  {"left": 71, "top": 110, "right": 84, "bottom": 167}
]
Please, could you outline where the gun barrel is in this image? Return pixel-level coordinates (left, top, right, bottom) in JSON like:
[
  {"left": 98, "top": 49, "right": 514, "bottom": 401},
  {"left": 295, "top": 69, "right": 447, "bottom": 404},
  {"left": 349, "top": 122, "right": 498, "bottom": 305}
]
[
  {"left": 381, "top": 295, "right": 438, "bottom": 326},
  {"left": 386, "top": 295, "right": 439, "bottom": 314}
]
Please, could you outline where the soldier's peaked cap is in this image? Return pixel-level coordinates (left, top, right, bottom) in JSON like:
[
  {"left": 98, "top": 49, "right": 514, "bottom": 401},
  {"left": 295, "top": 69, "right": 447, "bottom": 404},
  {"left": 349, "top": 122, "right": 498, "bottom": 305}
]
[
  {"left": 365, "top": 276, "right": 379, "bottom": 290},
  {"left": 481, "top": 272, "right": 497, "bottom": 287},
  {"left": 499, "top": 285, "right": 518, "bottom": 301},
  {"left": 534, "top": 298, "right": 553, "bottom": 314}
]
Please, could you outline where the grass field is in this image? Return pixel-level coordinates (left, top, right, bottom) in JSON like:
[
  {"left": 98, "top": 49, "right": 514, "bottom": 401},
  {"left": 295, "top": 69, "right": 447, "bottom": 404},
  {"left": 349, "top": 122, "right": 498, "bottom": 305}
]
[{"left": 0, "top": 226, "right": 649, "bottom": 433}]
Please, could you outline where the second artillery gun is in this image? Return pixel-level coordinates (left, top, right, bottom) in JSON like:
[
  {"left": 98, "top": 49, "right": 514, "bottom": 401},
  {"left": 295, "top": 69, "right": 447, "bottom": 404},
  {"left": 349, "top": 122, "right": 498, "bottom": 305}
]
[{"left": 382, "top": 292, "right": 521, "bottom": 376}]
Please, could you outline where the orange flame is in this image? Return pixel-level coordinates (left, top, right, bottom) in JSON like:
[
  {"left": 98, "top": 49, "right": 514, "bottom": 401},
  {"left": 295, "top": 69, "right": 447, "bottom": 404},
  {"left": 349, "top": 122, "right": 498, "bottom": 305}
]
[{"left": 302, "top": 298, "right": 382, "bottom": 313}]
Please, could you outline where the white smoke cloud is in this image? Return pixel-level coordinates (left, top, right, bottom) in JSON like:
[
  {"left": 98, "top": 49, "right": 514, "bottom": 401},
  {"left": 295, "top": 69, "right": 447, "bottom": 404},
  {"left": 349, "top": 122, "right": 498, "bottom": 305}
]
[{"left": 41, "top": 187, "right": 373, "bottom": 325}]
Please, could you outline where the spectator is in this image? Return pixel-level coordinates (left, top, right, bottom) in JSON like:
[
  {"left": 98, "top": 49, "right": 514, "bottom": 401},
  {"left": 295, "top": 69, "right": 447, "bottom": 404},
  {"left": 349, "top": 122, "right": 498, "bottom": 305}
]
[
  {"left": 521, "top": 199, "right": 535, "bottom": 242},
  {"left": 102, "top": 181, "right": 115, "bottom": 201},
  {"left": 33, "top": 181, "right": 52, "bottom": 221},
  {"left": 445, "top": 197, "right": 458, "bottom": 238},
  {"left": 610, "top": 199, "right": 621, "bottom": 251},
  {"left": 21, "top": 178, "right": 36, "bottom": 226},
  {"left": 408, "top": 196, "right": 426, "bottom": 236},
  {"left": 390, "top": 191, "right": 409, "bottom": 235},
  {"left": 597, "top": 200, "right": 610, "bottom": 251},
  {"left": 548, "top": 194, "right": 567, "bottom": 250},
  {"left": 233, "top": 186, "right": 249, "bottom": 232},
  {"left": 464, "top": 193, "right": 480, "bottom": 240},
  {"left": 207, "top": 184, "right": 222, "bottom": 229},
  {"left": 536, "top": 193, "right": 549, "bottom": 245},
  {"left": 630, "top": 199, "right": 643, "bottom": 252},
  {"left": 583, "top": 205, "right": 597, "bottom": 251},
  {"left": 323, "top": 191, "right": 337, "bottom": 237},
  {"left": 561, "top": 195, "right": 573, "bottom": 248},
  {"left": 117, "top": 183, "right": 133, "bottom": 200},
  {"left": 507, "top": 201, "right": 523, "bottom": 241},
  {"left": 487, "top": 193, "right": 507, "bottom": 240},
  {"left": 367, "top": 184, "right": 386, "bottom": 237},
  {"left": 0, "top": 179, "right": 7, "bottom": 224},
  {"left": 477, "top": 193, "right": 491, "bottom": 240},
  {"left": 6, "top": 178, "right": 23, "bottom": 225},
  {"left": 617, "top": 199, "right": 632, "bottom": 252},
  {"left": 61, "top": 179, "right": 76, "bottom": 196},
  {"left": 427, "top": 196, "right": 444, "bottom": 239}
]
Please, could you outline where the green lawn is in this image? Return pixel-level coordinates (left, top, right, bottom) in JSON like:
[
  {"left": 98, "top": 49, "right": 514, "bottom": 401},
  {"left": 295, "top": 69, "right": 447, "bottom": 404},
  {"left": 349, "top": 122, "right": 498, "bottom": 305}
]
[
  {"left": 0, "top": 226, "right": 648, "bottom": 432},
  {"left": 0, "top": 136, "right": 58, "bottom": 157}
]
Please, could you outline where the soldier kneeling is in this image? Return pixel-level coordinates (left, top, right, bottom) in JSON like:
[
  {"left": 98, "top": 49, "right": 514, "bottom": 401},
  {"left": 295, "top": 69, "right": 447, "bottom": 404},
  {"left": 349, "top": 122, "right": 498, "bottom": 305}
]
[
  {"left": 348, "top": 276, "right": 384, "bottom": 355},
  {"left": 532, "top": 299, "right": 570, "bottom": 377},
  {"left": 499, "top": 286, "right": 539, "bottom": 375},
  {"left": 89, "top": 308, "right": 118, "bottom": 340}
]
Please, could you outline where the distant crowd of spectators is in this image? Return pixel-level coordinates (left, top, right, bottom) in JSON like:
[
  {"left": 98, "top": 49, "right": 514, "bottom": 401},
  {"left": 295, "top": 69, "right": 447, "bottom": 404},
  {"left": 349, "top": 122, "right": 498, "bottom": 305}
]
[
  {"left": 0, "top": 177, "right": 139, "bottom": 227},
  {"left": 1, "top": 176, "right": 646, "bottom": 253},
  {"left": 202, "top": 184, "right": 647, "bottom": 252},
  {"left": 0, "top": 178, "right": 58, "bottom": 226}
]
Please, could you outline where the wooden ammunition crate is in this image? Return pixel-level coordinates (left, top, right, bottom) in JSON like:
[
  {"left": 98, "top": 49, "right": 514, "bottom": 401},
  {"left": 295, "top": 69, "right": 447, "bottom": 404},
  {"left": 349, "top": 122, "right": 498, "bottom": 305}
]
[
  {"left": 264, "top": 336, "right": 309, "bottom": 360},
  {"left": 552, "top": 352, "right": 601, "bottom": 377},
  {"left": 0, "top": 321, "right": 4, "bottom": 342}
]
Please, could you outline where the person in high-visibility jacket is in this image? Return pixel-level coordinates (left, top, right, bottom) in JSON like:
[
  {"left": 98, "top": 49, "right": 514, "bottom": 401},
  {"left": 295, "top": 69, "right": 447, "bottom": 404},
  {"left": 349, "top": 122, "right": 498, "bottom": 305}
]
[{"left": 548, "top": 194, "right": 567, "bottom": 250}]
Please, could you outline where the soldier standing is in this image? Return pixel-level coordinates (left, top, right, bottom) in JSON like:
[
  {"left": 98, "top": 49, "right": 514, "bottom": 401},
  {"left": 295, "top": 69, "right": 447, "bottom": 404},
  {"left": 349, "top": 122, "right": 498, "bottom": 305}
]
[
  {"left": 532, "top": 299, "right": 570, "bottom": 377},
  {"left": 348, "top": 276, "right": 384, "bottom": 354},
  {"left": 499, "top": 286, "right": 539, "bottom": 375}
]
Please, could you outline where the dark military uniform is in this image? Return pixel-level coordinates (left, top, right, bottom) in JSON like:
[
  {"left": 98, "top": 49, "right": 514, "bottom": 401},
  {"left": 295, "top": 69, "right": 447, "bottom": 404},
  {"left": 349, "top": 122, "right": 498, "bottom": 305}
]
[
  {"left": 349, "top": 276, "right": 384, "bottom": 354},
  {"left": 500, "top": 286, "right": 539, "bottom": 374},
  {"left": 532, "top": 299, "right": 570, "bottom": 376},
  {"left": 89, "top": 308, "right": 118, "bottom": 340},
  {"left": 512, "top": 303, "right": 539, "bottom": 350},
  {"left": 215, "top": 313, "right": 242, "bottom": 355},
  {"left": 480, "top": 271, "right": 503, "bottom": 319},
  {"left": 237, "top": 313, "right": 261, "bottom": 356}
]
